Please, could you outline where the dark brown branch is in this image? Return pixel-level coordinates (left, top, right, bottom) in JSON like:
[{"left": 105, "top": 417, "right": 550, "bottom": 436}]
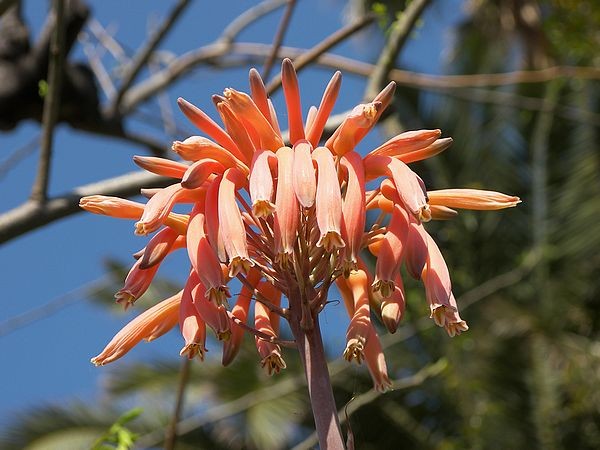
[
  {"left": 265, "top": 13, "right": 376, "bottom": 95},
  {"left": 30, "top": 0, "right": 67, "bottom": 203},
  {"left": 108, "top": 0, "right": 191, "bottom": 115},
  {"left": 365, "top": 0, "right": 431, "bottom": 100},
  {"left": 262, "top": 0, "right": 296, "bottom": 81},
  {"left": 0, "top": 171, "right": 171, "bottom": 244},
  {"left": 164, "top": 358, "right": 191, "bottom": 450}
]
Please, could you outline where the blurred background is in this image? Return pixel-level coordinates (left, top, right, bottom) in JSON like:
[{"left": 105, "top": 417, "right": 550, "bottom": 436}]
[{"left": 0, "top": 0, "right": 599, "bottom": 448}]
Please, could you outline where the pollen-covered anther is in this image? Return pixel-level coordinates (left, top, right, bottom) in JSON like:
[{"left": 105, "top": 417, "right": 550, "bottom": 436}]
[
  {"left": 343, "top": 337, "right": 366, "bottom": 364},
  {"left": 372, "top": 279, "right": 395, "bottom": 299},
  {"left": 205, "top": 285, "right": 231, "bottom": 307},
  {"left": 430, "top": 304, "right": 451, "bottom": 327},
  {"left": 419, "top": 204, "right": 432, "bottom": 222},
  {"left": 228, "top": 256, "right": 254, "bottom": 278},
  {"left": 446, "top": 320, "right": 469, "bottom": 337},
  {"left": 261, "top": 351, "right": 287, "bottom": 376},
  {"left": 180, "top": 343, "right": 207, "bottom": 361}
]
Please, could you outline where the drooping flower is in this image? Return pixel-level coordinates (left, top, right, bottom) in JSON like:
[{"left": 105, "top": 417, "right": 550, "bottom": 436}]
[{"left": 82, "top": 59, "right": 519, "bottom": 389}]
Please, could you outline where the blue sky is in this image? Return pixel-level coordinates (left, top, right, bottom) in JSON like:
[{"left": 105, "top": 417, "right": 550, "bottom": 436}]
[{"left": 0, "top": 0, "right": 464, "bottom": 427}]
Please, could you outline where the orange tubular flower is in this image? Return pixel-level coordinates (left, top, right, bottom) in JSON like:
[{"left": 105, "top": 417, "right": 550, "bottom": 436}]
[
  {"left": 313, "top": 146, "right": 345, "bottom": 252},
  {"left": 91, "top": 291, "right": 181, "bottom": 366},
  {"left": 85, "top": 59, "right": 518, "bottom": 400},
  {"left": 273, "top": 146, "right": 299, "bottom": 264}
]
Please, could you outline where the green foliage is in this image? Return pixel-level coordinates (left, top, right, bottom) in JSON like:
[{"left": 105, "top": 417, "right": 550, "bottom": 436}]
[{"left": 91, "top": 408, "right": 142, "bottom": 450}]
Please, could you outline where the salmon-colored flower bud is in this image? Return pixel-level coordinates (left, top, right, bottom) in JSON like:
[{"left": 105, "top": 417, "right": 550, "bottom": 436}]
[
  {"left": 254, "top": 281, "right": 286, "bottom": 375},
  {"left": 223, "top": 88, "right": 283, "bottom": 151},
  {"left": 313, "top": 146, "right": 345, "bottom": 252},
  {"left": 306, "top": 71, "right": 341, "bottom": 147},
  {"left": 80, "top": 195, "right": 144, "bottom": 220},
  {"left": 248, "top": 68, "right": 271, "bottom": 123},
  {"left": 376, "top": 195, "right": 394, "bottom": 214},
  {"left": 91, "top": 292, "right": 181, "bottom": 366},
  {"left": 443, "top": 293, "right": 469, "bottom": 337},
  {"left": 405, "top": 219, "right": 428, "bottom": 279},
  {"left": 172, "top": 136, "right": 223, "bottom": 160},
  {"left": 428, "top": 189, "right": 521, "bottom": 210},
  {"left": 305, "top": 106, "right": 318, "bottom": 133},
  {"left": 135, "top": 183, "right": 187, "bottom": 235},
  {"left": 181, "top": 158, "right": 225, "bottom": 189},
  {"left": 132, "top": 156, "right": 189, "bottom": 179},
  {"left": 267, "top": 99, "right": 281, "bottom": 135},
  {"left": 274, "top": 146, "right": 299, "bottom": 264},
  {"left": 356, "top": 81, "right": 396, "bottom": 144},
  {"left": 139, "top": 226, "right": 179, "bottom": 269},
  {"left": 372, "top": 204, "right": 409, "bottom": 298},
  {"left": 343, "top": 269, "right": 371, "bottom": 364},
  {"left": 180, "top": 274, "right": 207, "bottom": 360},
  {"left": 340, "top": 151, "right": 366, "bottom": 274},
  {"left": 292, "top": 140, "right": 316, "bottom": 208},
  {"left": 172, "top": 136, "right": 248, "bottom": 174},
  {"left": 219, "top": 169, "right": 253, "bottom": 276},
  {"left": 363, "top": 324, "right": 392, "bottom": 392},
  {"left": 398, "top": 137, "right": 453, "bottom": 164},
  {"left": 146, "top": 291, "right": 183, "bottom": 341},
  {"left": 205, "top": 174, "right": 226, "bottom": 261},
  {"left": 187, "top": 204, "right": 230, "bottom": 306},
  {"left": 222, "top": 270, "right": 260, "bottom": 366},
  {"left": 114, "top": 258, "right": 160, "bottom": 309},
  {"left": 187, "top": 271, "right": 231, "bottom": 341},
  {"left": 430, "top": 205, "right": 458, "bottom": 220},
  {"left": 177, "top": 97, "right": 244, "bottom": 160},
  {"left": 281, "top": 58, "right": 305, "bottom": 143},
  {"left": 367, "top": 233, "right": 384, "bottom": 256},
  {"left": 326, "top": 101, "right": 382, "bottom": 156},
  {"left": 249, "top": 148, "right": 277, "bottom": 217},
  {"left": 216, "top": 101, "right": 255, "bottom": 164},
  {"left": 421, "top": 231, "right": 457, "bottom": 326},
  {"left": 364, "top": 154, "right": 429, "bottom": 221},
  {"left": 379, "top": 275, "right": 406, "bottom": 334},
  {"left": 369, "top": 129, "right": 441, "bottom": 158}
]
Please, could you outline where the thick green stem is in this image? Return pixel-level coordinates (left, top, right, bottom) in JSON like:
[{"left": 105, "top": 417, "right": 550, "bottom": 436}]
[{"left": 290, "top": 311, "right": 345, "bottom": 449}]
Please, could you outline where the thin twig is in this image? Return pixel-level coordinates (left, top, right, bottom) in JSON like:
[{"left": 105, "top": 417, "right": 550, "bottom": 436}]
[
  {"left": 265, "top": 13, "right": 377, "bottom": 95},
  {"left": 0, "top": 171, "right": 172, "bottom": 245},
  {"left": 219, "top": 0, "right": 288, "bottom": 45},
  {"left": 108, "top": 0, "right": 191, "bottom": 115},
  {"left": 0, "top": 134, "right": 40, "bottom": 181},
  {"left": 87, "top": 18, "right": 129, "bottom": 63},
  {"left": 365, "top": 0, "right": 431, "bottom": 100},
  {"left": 0, "top": 275, "right": 111, "bottom": 338},
  {"left": 164, "top": 358, "right": 192, "bottom": 450},
  {"left": 31, "top": 0, "right": 66, "bottom": 203},
  {"left": 262, "top": 0, "right": 296, "bottom": 81},
  {"left": 80, "top": 35, "right": 116, "bottom": 98}
]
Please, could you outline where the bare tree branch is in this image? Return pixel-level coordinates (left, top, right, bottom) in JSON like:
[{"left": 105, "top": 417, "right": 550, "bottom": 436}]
[
  {"left": 218, "top": 0, "right": 287, "bottom": 45},
  {"left": 108, "top": 0, "right": 192, "bottom": 115},
  {"left": 365, "top": 0, "right": 432, "bottom": 100},
  {"left": 0, "top": 170, "right": 171, "bottom": 244},
  {"left": 31, "top": 0, "right": 67, "bottom": 203},
  {"left": 262, "top": 0, "right": 296, "bottom": 81},
  {"left": 264, "top": 13, "right": 376, "bottom": 94}
]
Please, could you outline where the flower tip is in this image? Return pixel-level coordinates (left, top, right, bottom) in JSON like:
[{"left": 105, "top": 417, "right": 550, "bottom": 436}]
[
  {"left": 261, "top": 353, "right": 287, "bottom": 376},
  {"left": 90, "top": 357, "right": 102, "bottom": 367},
  {"left": 343, "top": 338, "right": 365, "bottom": 364}
]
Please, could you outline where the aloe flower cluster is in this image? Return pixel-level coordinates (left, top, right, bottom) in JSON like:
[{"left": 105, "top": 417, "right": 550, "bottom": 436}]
[{"left": 81, "top": 59, "right": 519, "bottom": 391}]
